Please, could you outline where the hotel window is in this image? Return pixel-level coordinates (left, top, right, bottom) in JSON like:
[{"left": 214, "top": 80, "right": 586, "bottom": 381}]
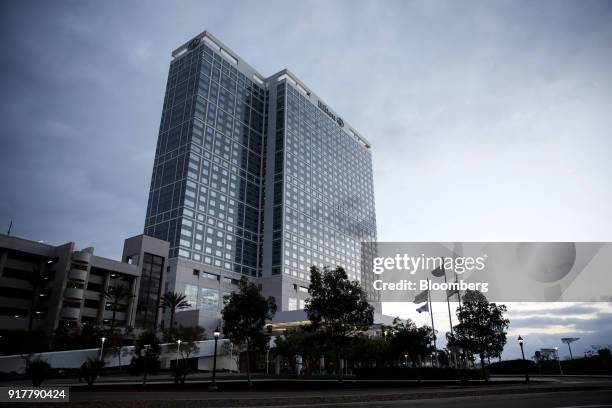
[
  {"left": 199, "top": 288, "right": 219, "bottom": 312},
  {"left": 203, "top": 272, "right": 218, "bottom": 281},
  {"left": 184, "top": 284, "right": 198, "bottom": 310}
]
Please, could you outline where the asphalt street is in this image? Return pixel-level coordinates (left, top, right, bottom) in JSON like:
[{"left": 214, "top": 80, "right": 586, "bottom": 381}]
[
  {"left": 2, "top": 376, "right": 610, "bottom": 406},
  {"left": 58, "top": 377, "right": 612, "bottom": 407},
  {"left": 275, "top": 390, "right": 612, "bottom": 408}
]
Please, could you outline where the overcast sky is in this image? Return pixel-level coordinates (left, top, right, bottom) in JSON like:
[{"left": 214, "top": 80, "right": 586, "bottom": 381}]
[{"left": 1, "top": 0, "right": 611, "bottom": 359}]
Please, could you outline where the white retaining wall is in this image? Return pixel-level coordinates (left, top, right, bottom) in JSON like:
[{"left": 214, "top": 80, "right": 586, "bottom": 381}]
[{"left": 0, "top": 338, "right": 236, "bottom": 374}]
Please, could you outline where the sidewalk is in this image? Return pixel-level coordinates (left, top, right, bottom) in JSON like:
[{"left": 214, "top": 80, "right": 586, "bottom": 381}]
[{"left": 2, "top": 373, "right": 610, "bottom": 388}]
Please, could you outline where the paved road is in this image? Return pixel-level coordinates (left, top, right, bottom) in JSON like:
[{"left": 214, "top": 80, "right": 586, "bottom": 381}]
[
  {"left": 492, "top": 374, "right": 612, "bottom": 383},
  {"left": 63, "top": 381, "right": 612, "bottom": 405},
  {"left": 3, "top": 376, "right": 611, "bottom": 406},
  {"left": 274, "top": 390, "right": 612, "bottom": 408}
]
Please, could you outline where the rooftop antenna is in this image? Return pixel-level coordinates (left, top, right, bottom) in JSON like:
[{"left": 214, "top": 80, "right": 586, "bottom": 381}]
[{"left": 6, "top": 220, "right": 12, "bottom": 235}]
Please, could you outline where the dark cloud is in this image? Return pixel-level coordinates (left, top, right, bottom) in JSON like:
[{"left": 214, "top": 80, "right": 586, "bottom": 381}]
[
  {"left": 0, "top": 1, "right": 169, "bottom": 256},
  {"left": 506, "top": 305, "right": 612, "bottom": 359},
  {"left": 508, "top": 303, "right": 602, "bottom": 318},
  {"left": 509, "top": 325, "right": 612, "bottom": 360},
  {"left": 510, "top": 312, "right": 612, "bottom": 329}
]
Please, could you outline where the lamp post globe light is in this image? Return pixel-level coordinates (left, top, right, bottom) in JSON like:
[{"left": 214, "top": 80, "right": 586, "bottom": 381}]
[
  {"left": 96, "top": 336, "right": 107, "bottom": 379},
  {"left": 209, "top": 327, "right": 220, "bottom": 391},
  {"left": 99, "top": 337, "right": 106, "bottom": 362},
  {"left": 517, "top": 335, "right": 529, "bottom": 383}
]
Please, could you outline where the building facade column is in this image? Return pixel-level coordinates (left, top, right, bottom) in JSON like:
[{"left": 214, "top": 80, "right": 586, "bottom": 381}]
[{"left": 0, "top": 251, "right": 7, "bottom": 277}]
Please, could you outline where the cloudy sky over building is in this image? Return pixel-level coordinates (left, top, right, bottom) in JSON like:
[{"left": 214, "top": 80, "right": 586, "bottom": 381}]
[{"left": 1, "top": 0, "right": 611, "bottom": 358}]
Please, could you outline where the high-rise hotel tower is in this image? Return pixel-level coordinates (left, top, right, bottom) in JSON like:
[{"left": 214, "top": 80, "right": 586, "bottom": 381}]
[{"left": 144, "top": 32, "right": 377, "bottom": 327}]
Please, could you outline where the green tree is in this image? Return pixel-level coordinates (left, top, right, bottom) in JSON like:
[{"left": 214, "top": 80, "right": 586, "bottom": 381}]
[
  {"left": 346, "top": 334, "right": 392, "bottom": 369},
  {"left": 51, "top": 323, "right": 104, "bottom": 351},
  {"left": 220, "top": 341, "right": 243, "bottom": 372},
  {"left": 437, "top": 349, "right": 450, "bottom": 368},
  {"left": 274, "top": 327, "right": 327, "bottom": 375},
  {"left": 79, "top": 357, "right": 105, "bottom": 386},
  {"left": 102, "top": 327, "right": 133, "bottom": 371},
  {"left": 305, "top": 266, "right": 374, "bottom": 381},
  {"left": 24, "top": 356, "right": 52, "bottom": 386},
  {"left": 453, "top": 290, "right": 509, "bottom": 379},
  {"left": 222, "top": 278, "right": 277, "bottom": 386},
  {"left": 128, "top": 330, "right": 161, "bottom": 381},
  {"left": 598, "top": 347, "right": 611, "bottom": 361},
  {"left": 169, "top": 325, "right": 206, "bottom": 384},
  {"left": 388, "top": 318, "right": 434, "bottom": 368},
  {"left": 1, "top": 330, "right": 48, "bottom": 354},
  {"left": 159, "top": 292, "right": 191, "bottom": 340},
  {"left": 271, "top": 331, "right": 298, "bottom": 373},
  {"left": 102, "top": 284, "right": 135, "bottom": 330}
]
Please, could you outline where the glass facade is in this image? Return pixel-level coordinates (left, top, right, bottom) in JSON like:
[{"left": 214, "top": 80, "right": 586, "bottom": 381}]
[
  {"left": 136, "top": 252, "right": 164, "bottom": 327},
  {"left": 144, "top": 41, "right": 266, "bottom": 279},
  {"left": 270, "top": 80, "right": 378, "bottom": 301},
  {"left": 183, "top": 283, "right": 219, "bottom": 316},
  {"left": 146, "top": 33, "right": 377, "bottom": 313}
]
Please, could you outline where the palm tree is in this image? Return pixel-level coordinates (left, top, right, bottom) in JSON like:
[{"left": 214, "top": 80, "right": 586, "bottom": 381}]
[
  {"left": 102, "top": 284, "right": 135, "bottom": 330},
  {"left": 159, "top": 292, "right": 191, "bottom": 338}
]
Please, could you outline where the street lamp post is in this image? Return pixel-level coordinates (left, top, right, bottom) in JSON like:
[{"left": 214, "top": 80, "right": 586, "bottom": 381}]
[
  {"left": 143, "top": 344, "right": 150, "bottom": 386},
  {"left": 517, "top": 335, "right": 529, "bottom": 383},
  {"left": 209, "top": 327, "right": 220, "bottom": 391},
  {"left": 404, "top": 354, "right": 409, "bottom": 367},
  {"left": 97, "top": 336, "right": 106, "bottom": 379},
  {"left": 266, "top": 336, "right": 274, "bottom": 375},
  {"left": 176, "top": 339, "right": 182, "bottom": 376},
  {"left": 554, "top": 347, "right": 564, "bottom": 375},
  {"left": 99, "top": 337, "right": 106, "bottom": 362}
]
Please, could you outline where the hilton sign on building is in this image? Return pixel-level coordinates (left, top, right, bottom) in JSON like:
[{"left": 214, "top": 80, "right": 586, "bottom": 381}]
[{"left": 317, "top": 100, "right": 344, "bottom": 128}]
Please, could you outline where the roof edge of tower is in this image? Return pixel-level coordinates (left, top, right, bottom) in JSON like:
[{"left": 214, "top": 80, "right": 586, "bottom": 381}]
[
  {"left": 268, "top": 68, "right": 372, "bottom": 150},
  {"left": 172, "top": 31, "right": 267, "bottom": 86}
]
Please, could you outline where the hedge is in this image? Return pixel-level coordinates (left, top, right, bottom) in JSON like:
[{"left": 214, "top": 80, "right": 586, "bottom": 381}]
[
  {"left": 487, "top": 359, "right": 538, "bottom": 374},
  {"left": 355, "top": 366, "right": 487, "bottom": 380}
]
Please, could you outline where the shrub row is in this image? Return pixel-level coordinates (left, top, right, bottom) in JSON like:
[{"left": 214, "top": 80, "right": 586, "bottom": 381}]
[
  {"left": 487, "top": 359, "right": 538, "bottom": 374},
  {"left": 488, "top": 357, "right": 612, "bottom": 375},
  {"left": 355, "top": 366, "right": 487, "bottom": 380}
]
